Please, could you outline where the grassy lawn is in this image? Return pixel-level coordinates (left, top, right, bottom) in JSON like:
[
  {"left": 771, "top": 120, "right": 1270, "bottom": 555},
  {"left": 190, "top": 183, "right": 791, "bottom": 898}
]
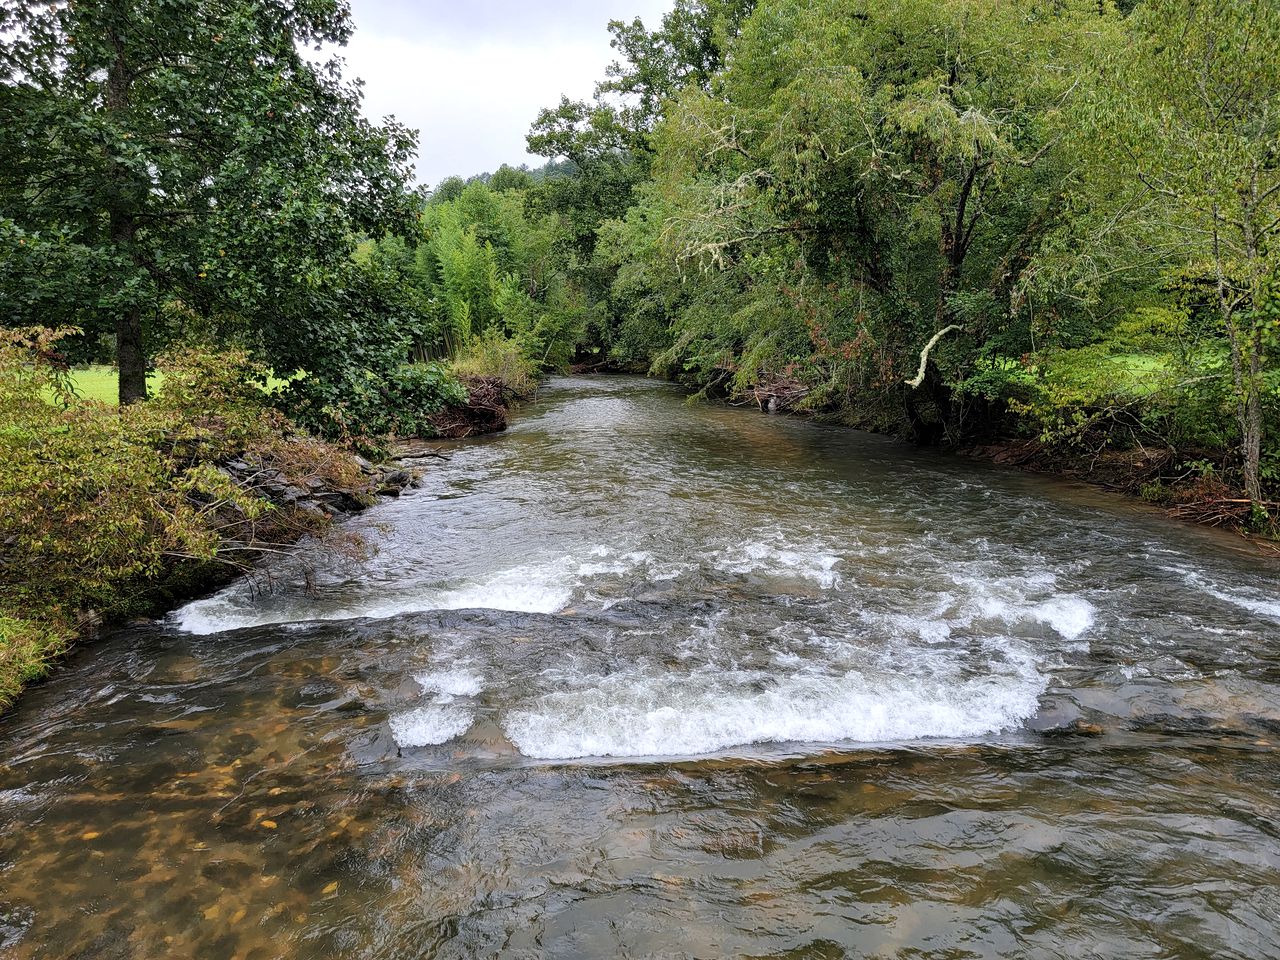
[
  {"left": 1105, "top": 352, "right": 1172, "bottom": 376},
  {"left": 1038, "top": 348, "right": 1178, "bottom": 399},
  {"left": 62, "top": 366, "right": 297, "bottom": 404},
  {"left": 1102, "top": 353, "right": 1174, "bottom": 396},
  {"left": 67, "top": 366, "right": 165, "bottom": 403}
]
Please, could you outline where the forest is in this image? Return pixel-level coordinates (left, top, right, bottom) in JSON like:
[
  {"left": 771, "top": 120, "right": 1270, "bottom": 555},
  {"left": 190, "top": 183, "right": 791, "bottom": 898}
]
[{"left": 1, "top": 0, "right": 1278, "bottom": 695}]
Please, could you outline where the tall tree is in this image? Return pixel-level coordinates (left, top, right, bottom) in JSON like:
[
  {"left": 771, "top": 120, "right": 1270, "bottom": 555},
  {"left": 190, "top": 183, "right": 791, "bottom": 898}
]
[
  {"left": 653, "top": 0, "right": 1111, "bottom": 438},
  {"left": 1082, "top": 0, "right": 1280, "bottom": 505},
  {"left": 524, "top": 0, "right": 758, "bottom": 362},
  {"left": 599, "top": 0, "right": 757, "bottom": 138},
  {"left": 0, "top": 0, "right": 417, "bottom": 404}
]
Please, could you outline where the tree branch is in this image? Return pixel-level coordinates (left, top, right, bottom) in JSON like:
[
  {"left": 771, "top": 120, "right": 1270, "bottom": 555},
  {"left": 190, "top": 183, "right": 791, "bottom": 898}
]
[{"left": 904, "top": 324, "right": 965, "bottom": 388}]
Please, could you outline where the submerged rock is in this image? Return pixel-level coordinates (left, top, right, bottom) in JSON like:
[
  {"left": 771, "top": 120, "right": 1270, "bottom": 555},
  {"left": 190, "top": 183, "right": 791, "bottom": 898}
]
[
  {"left": 1039, "top": 718, "right": 1105, "bottom": 738},
  {"left": 381, "top": 469, "right": 411, "bottom": 488}
]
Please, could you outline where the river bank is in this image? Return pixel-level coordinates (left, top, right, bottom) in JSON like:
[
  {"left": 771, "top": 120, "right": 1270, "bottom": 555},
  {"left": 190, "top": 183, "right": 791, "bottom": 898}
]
[{"left": 0, "top": 360, "right": 513, "bottom": 713}]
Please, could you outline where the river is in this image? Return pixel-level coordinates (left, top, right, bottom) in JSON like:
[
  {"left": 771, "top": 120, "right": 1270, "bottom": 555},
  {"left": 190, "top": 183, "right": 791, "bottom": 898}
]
[{"left": 2, "top": 376, "right": 1279, "bottom": 959}]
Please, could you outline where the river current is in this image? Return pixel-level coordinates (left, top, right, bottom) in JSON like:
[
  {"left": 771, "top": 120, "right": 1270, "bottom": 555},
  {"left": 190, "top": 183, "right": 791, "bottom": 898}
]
[{"left": 2, "top": 376, "right": 1279, "bottom": 958}]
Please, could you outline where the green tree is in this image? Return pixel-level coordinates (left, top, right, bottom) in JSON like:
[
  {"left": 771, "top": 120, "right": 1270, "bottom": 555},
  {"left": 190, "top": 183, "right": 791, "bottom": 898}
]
[
  {"left": 601, "top": 0, "right": 756, "bottom": 136},
  {"left": 1080, "top": 0, "right": 1280, "bottom": 505},
  {"left": 524, "top": 1, "right": 758, "bottom": 353},
  {"left": 488, "top": 164, "right": 535, "bottom": 193},
  {"left": 0, "top": 0, "right": 418, "bottom": 404},
  {"left": 652, "top": 0, "right": 1111, "bottom": 437},
  {"left": 430, "top": 176, "right": 468, "bottom": 205}
]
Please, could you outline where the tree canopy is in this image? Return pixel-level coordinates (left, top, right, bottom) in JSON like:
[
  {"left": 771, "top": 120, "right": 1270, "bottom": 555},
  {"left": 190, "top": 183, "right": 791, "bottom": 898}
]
[
  {"left": 0, "top": 0, "right": 418, "bottom": 405},
  {"left": 520, "top": 0, "right": 1276, "bottom": 512}
]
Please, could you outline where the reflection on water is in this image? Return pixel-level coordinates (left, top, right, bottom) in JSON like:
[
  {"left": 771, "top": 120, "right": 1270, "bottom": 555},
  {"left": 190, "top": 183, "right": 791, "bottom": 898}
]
[{"left": 2, "top": 376, "right": 1279, "bottom": 959}]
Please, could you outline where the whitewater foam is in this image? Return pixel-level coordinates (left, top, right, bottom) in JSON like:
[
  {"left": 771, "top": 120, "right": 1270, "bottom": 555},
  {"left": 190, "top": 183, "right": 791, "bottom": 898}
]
[
  {"left": 1027, "top": 595, "right": 1096, "bottom": 640},
  {"left": 428, "top": 568, "right": 573, "bottom": 616},
  {"left": 1170, "top": 567, "right": 1280, "bottom": 621},
  {"left": 947, "top": 569, "right": 1096, "bottom": 641},
  {"left": 173, "top": 548, "right": 661, "bottom": 634},
  {"left": 413, "top": 667, "right": 484, "bottom": 698},
  {"left": 710, "top": 539, "right": 843, "bottom": 588},
  {"left": 503, "top": 666, "right": 1044, "bottom": 760},
  {"left": 388, "top": 663, "right": 485, "bottom": 748},
  {"left": 389, "top": 704, "right": 474, "bottom": 747}
]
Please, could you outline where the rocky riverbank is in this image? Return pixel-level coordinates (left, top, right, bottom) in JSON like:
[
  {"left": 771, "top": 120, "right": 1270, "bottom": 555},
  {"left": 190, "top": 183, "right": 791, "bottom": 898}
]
[
  {"left": 0, "top": 379, "right": 515, "bottom": 712},
  {"left": 215, "top": 446, "right": 418, "bottom": 521},
  {"left": 960, "top": 438, "right": 1278, "bottom": 547}
]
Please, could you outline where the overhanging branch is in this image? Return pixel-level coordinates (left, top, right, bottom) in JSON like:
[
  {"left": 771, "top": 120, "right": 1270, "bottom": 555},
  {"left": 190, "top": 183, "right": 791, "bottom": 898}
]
[{"left": 904, "top": 324, "right": 965, "bottom": 388}]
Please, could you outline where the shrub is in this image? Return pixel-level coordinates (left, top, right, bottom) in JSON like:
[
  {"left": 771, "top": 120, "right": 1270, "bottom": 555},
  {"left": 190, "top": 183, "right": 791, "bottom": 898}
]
[
  {"left": 452, "top": 329, "right": 540, "bottom": 398},
  {"left": 382, "top": 362, "right": 471, "bottom": 434},
  {"left": 283, "top": 361, "right": 467, "bottom": 447},
  {"left": 0, "top": 329, "right": 367, "bottom": 706},
  {"left": 1, "top": 330, "right": 223, "bottom": 626},
  {"left": 0, "top": 617, "right": 70, "bottom": 709}
]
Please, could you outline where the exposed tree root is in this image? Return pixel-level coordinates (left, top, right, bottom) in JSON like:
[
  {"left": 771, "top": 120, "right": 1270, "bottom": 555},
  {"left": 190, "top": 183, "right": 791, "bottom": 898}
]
[
  {"left": 428, "top": 375, "right": 512, "bottom": 438},
  {"left": 734, "top": 376, "right": 810, "bottom": 413}
]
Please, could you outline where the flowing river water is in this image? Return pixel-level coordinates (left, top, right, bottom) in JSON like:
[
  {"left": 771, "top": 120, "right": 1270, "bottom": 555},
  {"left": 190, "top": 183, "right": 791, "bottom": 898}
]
[{"left": 3, "top": 375, "right": 1280, "bottom": 959}]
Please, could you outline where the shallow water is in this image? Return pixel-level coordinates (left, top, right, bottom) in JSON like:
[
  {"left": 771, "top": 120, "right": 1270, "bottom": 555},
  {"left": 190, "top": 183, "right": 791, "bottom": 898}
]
[{"left": 3, "top": 375, "right": 1280, "bottom": 959}]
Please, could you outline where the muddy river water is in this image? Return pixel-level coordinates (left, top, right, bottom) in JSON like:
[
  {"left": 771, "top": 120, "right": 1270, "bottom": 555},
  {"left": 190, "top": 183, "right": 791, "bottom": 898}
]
[{"left": 2, "top": 376, "right": 1279, "bottom": 958}]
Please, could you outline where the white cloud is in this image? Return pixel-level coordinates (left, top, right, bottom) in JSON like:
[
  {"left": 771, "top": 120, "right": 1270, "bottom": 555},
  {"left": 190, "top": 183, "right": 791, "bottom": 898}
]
[{"left": 342, "top": 1, "right": 672, "bottom": 187}]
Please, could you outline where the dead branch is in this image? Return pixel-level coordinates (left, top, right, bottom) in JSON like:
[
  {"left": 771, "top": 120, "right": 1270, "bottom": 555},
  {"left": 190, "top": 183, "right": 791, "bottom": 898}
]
[{"left": 904, "top": 325, "right": 965, "bottom": 388}]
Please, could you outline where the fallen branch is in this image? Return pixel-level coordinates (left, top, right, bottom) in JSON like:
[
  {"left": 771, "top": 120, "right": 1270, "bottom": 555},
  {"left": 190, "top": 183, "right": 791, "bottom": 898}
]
[
  {"left": 1195, "top": 498, "right": 1280, "bottom": 507},
  {"left": 905, "top": 325, "right": 965, "bottom": 389}
]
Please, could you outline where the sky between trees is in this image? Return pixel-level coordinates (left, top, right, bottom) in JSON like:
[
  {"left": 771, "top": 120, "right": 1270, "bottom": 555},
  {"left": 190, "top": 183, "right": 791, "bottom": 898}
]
[{"left": 345, "top": 0, "right": 673, "bottom": 186}]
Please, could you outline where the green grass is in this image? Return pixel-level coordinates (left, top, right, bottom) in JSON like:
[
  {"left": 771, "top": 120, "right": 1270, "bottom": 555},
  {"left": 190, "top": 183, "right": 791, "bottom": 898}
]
[
  {"left": 1039, "top": 348, "right": 1177, "bottom": 400},
  {"left": 0, "top": 617, "right": 71, "bottom": 710},
  {"left": 61, "top": 365, "right": 298, "bottom": 405},
  {"left": 1102, "top": 353, "right": 1174, "bottom": 397},
  {"left": 1104, "top": 352, "right": 1172, "bottom": 376},
  {"left": 67, "top": 366, "right": 165, "bottom": 403}
]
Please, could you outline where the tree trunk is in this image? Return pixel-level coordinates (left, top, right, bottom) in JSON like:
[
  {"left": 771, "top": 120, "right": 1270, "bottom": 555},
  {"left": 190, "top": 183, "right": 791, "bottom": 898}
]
[
  {"left": 107, "top": 21, "right": 147, "bottom": 405},
  {"left": 1211, "top": 204, "right": 1262, "bottom": 505},
  {"left": 912, "top": 164, "right": 968, "bottom": 443},
  {"left": 115, "top": 298, "right": 148, "bottom": 404},
  {"left": 1242, "top": 390, "right": 1263, "bottom": 505},
  {"left": 1242, "top": 329, "right": 1264, "bottom": 505},
  {"left": 1237, "top": 194, "right": 1266, "bottom": 506}
]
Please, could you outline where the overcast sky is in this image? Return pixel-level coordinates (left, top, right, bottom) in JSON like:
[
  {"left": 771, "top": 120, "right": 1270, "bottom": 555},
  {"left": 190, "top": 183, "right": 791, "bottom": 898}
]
[{"left": 341, "top": 0, "right": 673, "bottom": 188}]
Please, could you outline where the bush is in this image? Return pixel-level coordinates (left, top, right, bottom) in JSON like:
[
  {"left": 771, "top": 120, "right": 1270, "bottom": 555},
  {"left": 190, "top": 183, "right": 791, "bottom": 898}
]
[
  {"left": 452, "top": 329, "right": 540, "bottom": 398},
  {"left": 0, "top": 329, "right": 365, "bottom": 706},
  {"left": 0, "top": 617, "right": 69, "bottom": 710},
  {"left": 1, "top": 330, "right": 226, "bottom": 618},
  {"left": 382, "top": 362, "right": 470, "bottom": 434},
  {"left": 282, "top": 361, "right": 467, "bottom": 447}
]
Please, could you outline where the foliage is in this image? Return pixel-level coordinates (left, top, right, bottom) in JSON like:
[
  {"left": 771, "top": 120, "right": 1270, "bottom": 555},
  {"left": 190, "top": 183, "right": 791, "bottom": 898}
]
[
  {"left": 0, "top": 331, "right": 241, "bottom": 666},
  {"left": 285, "top": 359, "right": 466, "bottom": 448},
  {"left": 579, "top": 0, "right": 1113, "bottom": 446},
  {"left": 362, "top": 178, "right": 589, "bottom": 380},
  {"left": 522, "top": 1, "right": 757, "bottom": 351},
  {"left": 452, "top": 330, "right": 540, "bottom": 399},
  {"left": 0, "top": 0, "right": 419, "bottom": 412},
  {"left": 1063, "top": 0, "right": 1280, "bottom": 503},
  {"left": 508, "top": 0, "right": 1275, "bottom": 510},
  {"left": 0, "top": 329, "right": 365, "bottom": 704},
  {"left": 0, "top": 617, "right": 65, "bottom": 711}
]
